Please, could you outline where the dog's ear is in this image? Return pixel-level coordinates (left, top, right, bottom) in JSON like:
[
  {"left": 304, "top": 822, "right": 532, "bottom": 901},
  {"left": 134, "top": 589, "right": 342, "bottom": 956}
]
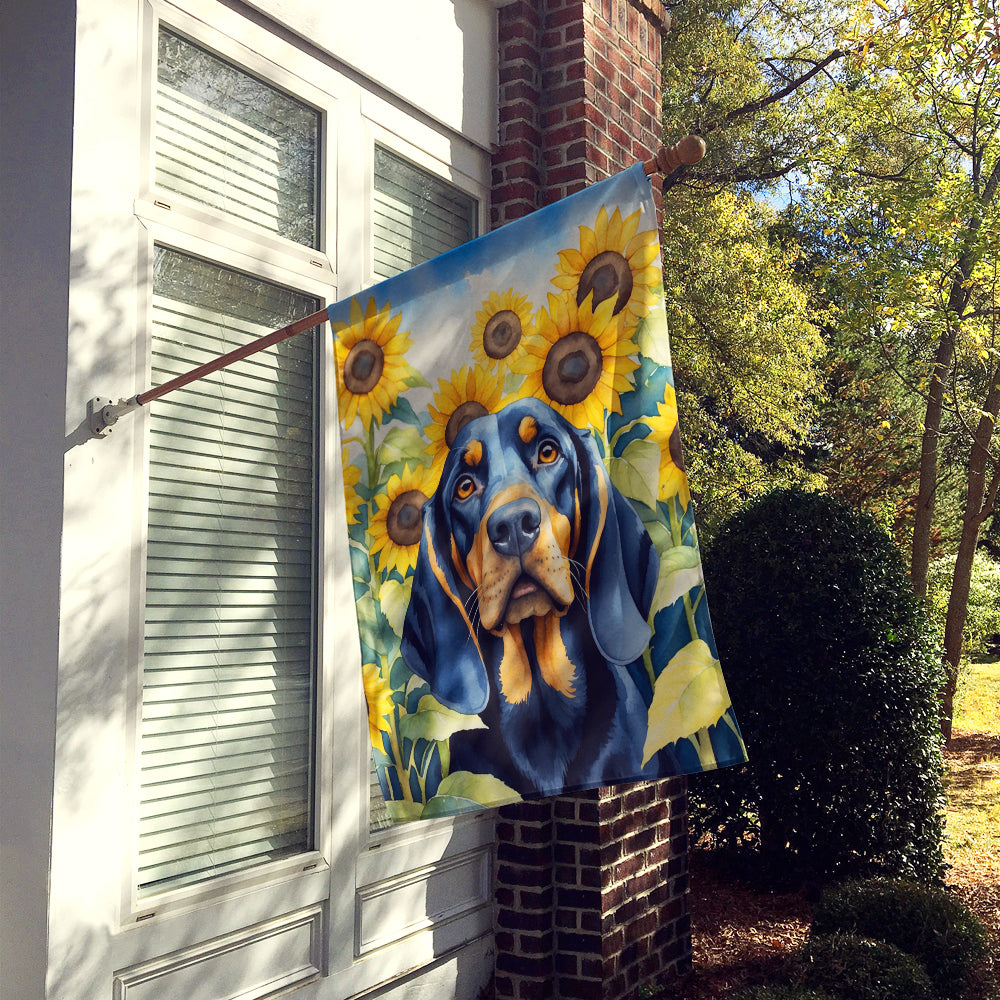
[
  {"left": 400, "top": 491, "right": 490, "bottom": 715},
  {"left": 574, "top": 428, "right": 659, "bottom": 665}
]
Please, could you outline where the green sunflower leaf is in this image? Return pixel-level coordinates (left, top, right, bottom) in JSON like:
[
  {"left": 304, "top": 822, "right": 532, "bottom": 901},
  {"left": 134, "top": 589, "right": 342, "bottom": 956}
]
[
  {"left": 379, "top": 576, "right": 413, "bottom": 637},
  {"left": 637, "top": 300, "right": 672, "bottom": 367},
  {"left": 420, "top": 795, "right": 485, "bottom": 818},
  {"left": 356, "top": 592, "right": 382, "bottom": 655},
  {"left": 436, "top": 770, "right": 521, "bottom": 807},
  {"left": 377, "top": 425, "right": 430, "bottom": 467},
  {"left": 642, "top": 639, "right": 731, "bottom": 766},
  {"left": 402, "top": 370, "right": 431, "bottom": 390},
  {"left": 607, "top": 437, "right": 660, "bottom": 509},
  {"left": 386, "top": 800, "right": 424, "bottom": 822},
  {"left": 398, "top": 695, "right": 488, "bottom": 742},
  {"left": 385, "top": 394, "right": 424, "bottom": 427},
  {"left": 652, "top": 545, "right": 704, "bottom": 614}
]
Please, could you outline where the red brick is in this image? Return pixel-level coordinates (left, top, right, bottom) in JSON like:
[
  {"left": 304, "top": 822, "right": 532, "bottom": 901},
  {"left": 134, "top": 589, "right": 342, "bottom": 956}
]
[
  {"left": 515, "top": 977, "right": 556, "bottom": 1000},
  {"left": 520, "top": 930, "right": 555, "bottom": 954},
  {"left": 556, "top": 952, "right": 579, "bottom": 976},
  {"left": 498, "top": 906, "right": 551, "bottom": 931},
  {"left": 498, "top": 863, "right": 553, "bottom": 888},
  {"left": 625, "top": 869, "right": 658, "bottom": 896},
  {"left": 503, "top": 79, "right": 541, "bottom": 104},
  {"left": 496, "top": 952, "right": 551, "bottom": 978},
  {"left": 502, "top": 40, "right": 538, "bottom": 64},
  {"left": 546, "top": 120, "right": 589, "bottom": 147},
  {"left": 520, "top": 886, "right": 554, "bottom": 910},
  {"left": 540, "top": 28, "right": 564, "bottom": 49}
]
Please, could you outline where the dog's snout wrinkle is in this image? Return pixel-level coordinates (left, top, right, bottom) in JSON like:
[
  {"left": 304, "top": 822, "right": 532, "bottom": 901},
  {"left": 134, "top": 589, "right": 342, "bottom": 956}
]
[{"left": 487, "top": 498, "right": 542, "bottom": 559}]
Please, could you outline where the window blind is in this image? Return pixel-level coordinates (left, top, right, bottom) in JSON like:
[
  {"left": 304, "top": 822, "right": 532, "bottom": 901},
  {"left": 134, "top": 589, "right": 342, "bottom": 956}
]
[
  {"left": 138, "top": 248, "right": 319, "bottom": 895},
  {"left": 156, "top": 28, "right": 320, "bottom": 248},
  {"left": 368, "top": 149, "right": 477, "bottom": 831},
  {"left": 372, "top": 146, "right": 477, "bottom": 281}
]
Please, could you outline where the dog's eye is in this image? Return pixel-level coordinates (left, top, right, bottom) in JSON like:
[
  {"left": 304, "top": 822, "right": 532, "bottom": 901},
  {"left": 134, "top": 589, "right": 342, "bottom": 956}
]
[
  {"left": 537, "top": 439, "right": 560, "bottom": 465},
  {"left": 454, "top": 475, "right": 477, "bottom": 501}
]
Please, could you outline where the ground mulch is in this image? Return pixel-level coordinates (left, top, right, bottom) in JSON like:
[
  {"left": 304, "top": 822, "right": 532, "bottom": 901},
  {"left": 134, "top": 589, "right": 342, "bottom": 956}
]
[{"left": 668, "top": 733, "right": 1000, "bottom": 1000}]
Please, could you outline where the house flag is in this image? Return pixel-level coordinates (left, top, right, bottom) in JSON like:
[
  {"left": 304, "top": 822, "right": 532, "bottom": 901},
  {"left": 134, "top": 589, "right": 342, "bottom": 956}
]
[{"left": 330, "top": 163, "right": 747, "bottom": 821}]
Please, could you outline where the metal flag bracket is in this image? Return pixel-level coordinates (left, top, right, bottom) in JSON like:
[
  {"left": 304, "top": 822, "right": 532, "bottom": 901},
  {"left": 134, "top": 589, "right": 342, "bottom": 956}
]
[
  {"left": 88, "top": 395, "right": 141, "bottom": 438},
  {"left": 84, "top": 137, "right": 704, "bottom": 440}
]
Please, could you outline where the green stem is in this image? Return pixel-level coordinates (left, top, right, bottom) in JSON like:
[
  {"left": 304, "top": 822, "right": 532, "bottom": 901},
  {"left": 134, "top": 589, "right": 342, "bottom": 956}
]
[
  {"left": 643, "top": 647, "right": 656, "bottom": 690},
  {"left": 385, "top": 703, "right": 413, "bottom": 803},
  {"left": 362, "top": 421, "right": 382, "bottom": 604},
  {"left": 667, "top": 497, "right": 699, "bottom": 642},
  {"left": 608, "top": 418, "right": 640, "bottom": 453},
  {"left": 691, "top": 729, "right": 719, "bottom": 771}
]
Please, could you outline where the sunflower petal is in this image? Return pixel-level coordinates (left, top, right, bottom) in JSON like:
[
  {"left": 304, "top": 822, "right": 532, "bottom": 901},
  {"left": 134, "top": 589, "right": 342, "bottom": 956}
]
[{"left": 620, "top": 209, "right": 642, "bottom": 245}]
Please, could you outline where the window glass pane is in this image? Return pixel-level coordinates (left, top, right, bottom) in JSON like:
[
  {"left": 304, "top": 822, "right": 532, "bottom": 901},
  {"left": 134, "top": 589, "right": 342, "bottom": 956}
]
[
  {"left": 139, "top": 246, "right": 318, "bottom": 895},
  {"left": 156, "top": 28, "right": 320, "bottom": 248},
  {"left": 372, "top": 146, "right": 477, "bottom": 280}
]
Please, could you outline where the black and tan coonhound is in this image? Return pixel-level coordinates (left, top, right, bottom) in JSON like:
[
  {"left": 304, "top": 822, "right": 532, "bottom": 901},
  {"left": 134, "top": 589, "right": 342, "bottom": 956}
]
[{"left": 401, "top": 396, "right": 660, "bottom": 797}]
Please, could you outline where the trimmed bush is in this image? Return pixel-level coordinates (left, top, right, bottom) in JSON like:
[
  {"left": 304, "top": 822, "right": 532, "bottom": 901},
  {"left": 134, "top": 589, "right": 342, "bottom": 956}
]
[
  {"left": 731, "top": 987, "right": 836, "bottom": 1000},
  {"left": 812, "top": 878, "right": 988, "bottom": 999},
  {"left": 692, "top": 489, "right": 946, "bottom": 882},
  {"left": 792, "top": 933, "right": 934, "bottom": 1000}
]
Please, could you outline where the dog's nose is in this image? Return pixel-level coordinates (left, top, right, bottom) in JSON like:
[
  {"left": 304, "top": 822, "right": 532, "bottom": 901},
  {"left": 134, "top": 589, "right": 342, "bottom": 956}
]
[{"left": 487, "top": 498, "right": 541, "bottom": 559}]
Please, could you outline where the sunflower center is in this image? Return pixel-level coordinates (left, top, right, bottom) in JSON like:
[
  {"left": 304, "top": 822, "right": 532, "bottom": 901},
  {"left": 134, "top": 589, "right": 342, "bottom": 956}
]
[
  {"left": 343, "top": 340, "right": 385, "bottom": 394},
  {"left": 483, "top": 309, "right": 522, "bottom": 359},
  {"left": 577, "top": 250, "right": 633, "bottom": 315},
  {"left": 542, "top": 331, "right": 603, "bottom": 405},
  {"left": 445, "top": 400, "right": 490, "bottom": 447},
  {"left": 669, "top": 424, "right": 685, "bottom": 473},
  {"left": 386, "top": 489, "right": 428, "bottom": 547}
]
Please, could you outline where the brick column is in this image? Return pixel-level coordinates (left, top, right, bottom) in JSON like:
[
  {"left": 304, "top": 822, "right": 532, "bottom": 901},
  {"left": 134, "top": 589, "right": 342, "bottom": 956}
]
[{"left": 491, "top": 3, "right": 691, "bottom": 999}]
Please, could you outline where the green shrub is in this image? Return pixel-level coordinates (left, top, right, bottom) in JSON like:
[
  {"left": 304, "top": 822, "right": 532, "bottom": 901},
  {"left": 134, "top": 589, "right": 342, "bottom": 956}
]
[
  {"left": 811, "top": 878, "right": 988, "bottom": 998},
  {"left": 692, "top": 489, "right": 946, "bottom": 882},
  {"left": 792, "top": 933, "right": 934, "bottom": 1000},
  {"left": 731, "top": 987, "right": 836, "bottom": 1000}
]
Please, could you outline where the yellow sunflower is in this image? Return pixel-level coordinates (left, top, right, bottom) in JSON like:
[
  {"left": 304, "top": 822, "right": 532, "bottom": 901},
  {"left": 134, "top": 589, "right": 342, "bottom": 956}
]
[
  {"left": 552, "top": 205, "right": 660, "bottom": 328},
  {"left": 369, "top": 463, "right": 439, "bottom": 578},
  {"left": 425, "top": 365, "right": 505, "bottom": 470},
  {"left": 362, "top": 661, "right": 394, "bottom": 747},
  {"left": 342, "top": 446, "right": 363, "bottom": 525},
  {"left": 646, "top": 383, "right": 691, "bottom": 508},
  {"left": 514, "top": 291, "right": 640, "bottom": 430},
  {"left": 470, "top": 289, "right": 534, "bottom": 368},
  {"left": 333, "top": 296, "right": 415, "bottom": 429}
]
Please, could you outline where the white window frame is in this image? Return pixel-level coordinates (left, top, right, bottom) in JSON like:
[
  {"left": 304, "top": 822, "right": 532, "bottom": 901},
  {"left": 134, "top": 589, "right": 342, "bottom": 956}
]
[
  {"left": 110, "top": 0, "right": 496, "bottom": 992},
  {"left": 122, "top": 0, "right": 340, "bottom": 931}
]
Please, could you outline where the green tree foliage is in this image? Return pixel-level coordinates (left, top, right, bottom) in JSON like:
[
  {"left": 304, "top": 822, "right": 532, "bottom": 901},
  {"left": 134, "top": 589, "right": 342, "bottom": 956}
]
[
  {"left": 658, "top": 2, "right": 833, "bottom": 534},
  {"left": 927, "top": 548, "right": 1000, "bottom": 657},
  {"left": 792, "top": 0, "right": 1000, "bottom": 734},
  {"left": 692, "top": 490, "right": 946, "bottom": 883},
  {"left": 660, "top": 190, "right": 825, "bottom": 534},
  {"left": 661, "top": 0, "right": 1000, "bottom": 737}
]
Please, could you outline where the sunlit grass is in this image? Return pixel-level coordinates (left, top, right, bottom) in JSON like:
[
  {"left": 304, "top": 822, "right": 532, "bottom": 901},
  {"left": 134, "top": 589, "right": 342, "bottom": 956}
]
[
  {"left": 945, "top": 660, "right": 1000, "bottom": 871},
  {"left": 956, "top": 660, "right": 1000, "bottom": 736}
]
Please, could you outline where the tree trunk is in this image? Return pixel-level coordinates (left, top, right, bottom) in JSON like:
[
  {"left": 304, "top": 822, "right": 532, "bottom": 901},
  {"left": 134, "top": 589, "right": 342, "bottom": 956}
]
[
  {"left": 910, "top": 160, "right": 1000, "bottom": 597},
  {"left": 910, "top": 330, "right": 955, "bottom": 597},
  {"left": 941, "top": 377, "right": 1000, "bottom": 740}
]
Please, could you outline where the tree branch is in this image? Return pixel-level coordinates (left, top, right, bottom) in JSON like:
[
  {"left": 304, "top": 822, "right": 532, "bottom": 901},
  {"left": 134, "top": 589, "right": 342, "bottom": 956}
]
[{"left": 702, "top": 49, "right": 848, "bottom": 133}]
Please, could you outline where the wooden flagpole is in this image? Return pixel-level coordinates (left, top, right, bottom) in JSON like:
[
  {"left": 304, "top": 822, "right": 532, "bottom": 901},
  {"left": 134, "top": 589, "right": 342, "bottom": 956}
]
[{"left": 88, "top": 137, "right": 704, "bottom": 437}]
